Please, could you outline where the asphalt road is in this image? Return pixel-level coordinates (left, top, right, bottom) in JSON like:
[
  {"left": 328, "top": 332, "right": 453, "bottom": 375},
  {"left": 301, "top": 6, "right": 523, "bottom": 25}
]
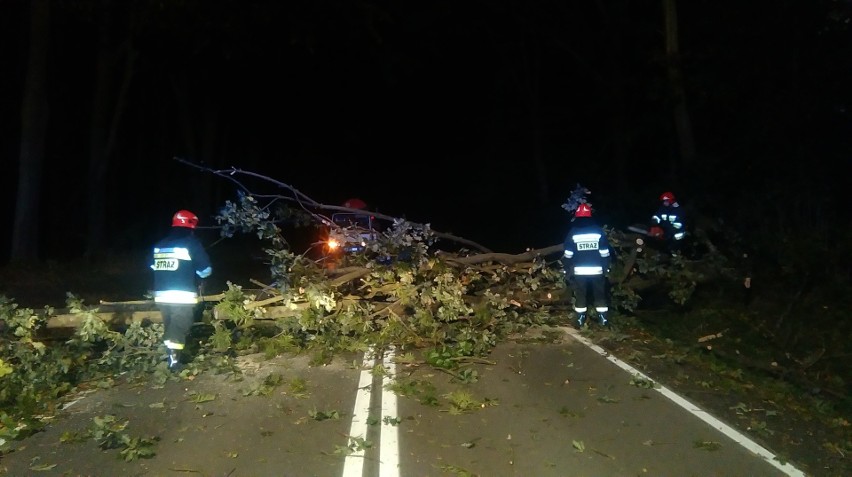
[{"left": 0, "top": 326, "right": 806, "bottom": 477}]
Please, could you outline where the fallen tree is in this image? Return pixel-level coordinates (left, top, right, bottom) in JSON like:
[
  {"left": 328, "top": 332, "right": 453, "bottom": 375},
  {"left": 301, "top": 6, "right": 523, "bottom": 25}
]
[
  {"left": 38, "top": 161, "right": 726, "bottom": 333},
  {"left": 3, "top": 161, "right": 742, "bottom": 390}
]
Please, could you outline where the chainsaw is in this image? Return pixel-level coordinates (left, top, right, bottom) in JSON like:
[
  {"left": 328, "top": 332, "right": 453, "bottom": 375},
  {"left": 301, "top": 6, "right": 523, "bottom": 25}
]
[{"left": 627, "top": 224, "right": 665, "bottom": 239}]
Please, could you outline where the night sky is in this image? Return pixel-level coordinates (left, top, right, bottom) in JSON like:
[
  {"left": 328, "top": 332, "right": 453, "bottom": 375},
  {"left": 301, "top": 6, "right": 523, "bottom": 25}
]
[{"left": 2, "top": 0, "right": 851, "bottom": 262}]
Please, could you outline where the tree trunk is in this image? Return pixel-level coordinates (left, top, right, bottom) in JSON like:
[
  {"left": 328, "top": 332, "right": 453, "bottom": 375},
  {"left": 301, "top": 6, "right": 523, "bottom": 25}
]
[
  {"left": 85, "top": 3, "right": 136, "bottom": 258},
  {"left": 171, "top": 72, "right": 222, "bottom": 219},
  {"left": 197, "top": 96, "right": 221, "bottom": 218},
  {"left": 596, "top": 0, "right": 632, "bottom": 200},
  {"left": 596, "top": 0, "right": 635, "bottom": 207},
  {"left": 525, "top": 38, "right": 549, "bottom": 206},
  {"left": 663, "top": 0, "right": 696, "bottom": 184},
  {"left": 173, "top": 73, "right": 199, "bottom": 161},
  {"left": 85, "top": 13, "right": 112, "bottom": 259},
  {"left": 11, "top": 0, "right": 50, "bottom": 263}
]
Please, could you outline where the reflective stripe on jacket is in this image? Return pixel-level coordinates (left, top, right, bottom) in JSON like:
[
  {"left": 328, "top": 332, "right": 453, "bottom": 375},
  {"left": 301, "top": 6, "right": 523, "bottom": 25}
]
[
  {"left": 562, "top": 218, "right": 611, "bottom": 276},
  {"left": 154, "top": 290, "right": 198, "bottom": 304},
  {"left": 652, "top": 203, "right": 685, "bottom": 240},
  {"left": 151, "top": 229, "right": 212, "bottom": 300}
]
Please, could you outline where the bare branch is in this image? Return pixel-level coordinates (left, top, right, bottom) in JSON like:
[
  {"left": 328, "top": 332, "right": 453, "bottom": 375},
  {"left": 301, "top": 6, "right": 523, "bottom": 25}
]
[{"left": 176, "top": 157, "right": 494, "bottom": 253}]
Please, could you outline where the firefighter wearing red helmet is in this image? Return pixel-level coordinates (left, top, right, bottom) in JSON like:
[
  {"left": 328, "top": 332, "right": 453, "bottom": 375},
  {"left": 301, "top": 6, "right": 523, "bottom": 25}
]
[
  {"left": 172, "top": 209, "right": 199, "bottom": 228},
  {"left": 562, "top": 203, "right": 612, "bottom": 327},
  {"left": 575, "top": 203, "right": 592, "bottom": 218},
  {"left": 650, "top": 191, "right": 686, "bottom": 255},
  {"left": 343, "top": 198, "right": 367, "bottom": 210},
  {"left": 150, "top": 210, "right": 213, "bottom": 370}
]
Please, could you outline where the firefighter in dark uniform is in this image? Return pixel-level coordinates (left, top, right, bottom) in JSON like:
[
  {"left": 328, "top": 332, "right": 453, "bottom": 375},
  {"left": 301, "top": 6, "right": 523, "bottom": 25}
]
[
  {"left": 650, "top": 191, "right": 686, "bottom": 255},
  {"left": 151, "top": 210, "right": 212, "bottom": 370},
  {"left": 562, "top": 203, "right": 612, "bottom": 327}
]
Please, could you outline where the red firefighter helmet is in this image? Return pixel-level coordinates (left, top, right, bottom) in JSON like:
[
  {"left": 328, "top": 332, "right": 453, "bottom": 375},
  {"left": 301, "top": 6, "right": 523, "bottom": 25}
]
[
  {"left": 172, "top": 210, "right": 199, "bottom": 229},
  {"left": 575, "top": 203, "right": 592, "bottom": 218},
  {"left": 648, "top": 226, "right": 665, "bottom": 239},
  {"left": 343, "top": 198, "right": 367, "bottom": 210},
  {"left": 659, "top": 191, "right": 676, "bottom": 203}
]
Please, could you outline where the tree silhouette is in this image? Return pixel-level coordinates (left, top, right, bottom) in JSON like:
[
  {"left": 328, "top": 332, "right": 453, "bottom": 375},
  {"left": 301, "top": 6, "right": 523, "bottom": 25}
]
[{"left": 11, "top": 0, "right": 50, "bottom": 263}]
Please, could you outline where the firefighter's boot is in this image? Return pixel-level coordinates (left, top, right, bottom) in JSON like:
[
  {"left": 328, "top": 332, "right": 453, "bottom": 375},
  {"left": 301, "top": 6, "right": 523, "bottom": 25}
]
[
  {"left": 576, "top": 312, "right": 587, "bottom": 327},
  {"left": 598, "top": 312, "right": 609, "bottom": 327},
  {"left": 166, "top": 349, "right": 181, "bottom": 370}
]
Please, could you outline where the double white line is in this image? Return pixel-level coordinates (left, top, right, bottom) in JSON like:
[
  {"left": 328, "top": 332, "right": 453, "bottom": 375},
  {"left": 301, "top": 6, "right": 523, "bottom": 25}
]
[{"left": 342, "top": 346, "right": 399, "bottom": 477}]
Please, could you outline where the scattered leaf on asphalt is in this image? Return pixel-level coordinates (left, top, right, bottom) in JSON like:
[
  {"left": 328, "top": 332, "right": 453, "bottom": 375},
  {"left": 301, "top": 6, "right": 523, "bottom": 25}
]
[
  {"left": 693, "top": 440, "right": 722, "bottom": 451},
  {"left": 593, "top": 448, "right": 616, "bottom": 459},
  {"left": 29, "top": 463, "right": 57, "bottom": 471},
  {"left": 629, "top": 376, "right": 657, "bottom": 389},
  {"left": 332, "top": 444, "right": 352, "bottom": 456},
  {"left": 572, "top": 440, "right": 585, "bottom": 452},
  {"left": 481, "top": 397, "right": 499, "bottom": 407},
  {"left": 60, "top": 431, "right": 84, "bottom": 443},
  {"left": 558, "top": 407, "right": 582, "bottom": 418},
  {"left": 309, "top": 408, "right": 341, "bottom": 421},
  {"left": 188, "top": 393, "right": 217, "bottom": 403},
  {"left": 383, "top": 416, "right": 402, "bottom": 426},
  {"left": 461, "top": 437, "right": 480, "bottom": 449}
]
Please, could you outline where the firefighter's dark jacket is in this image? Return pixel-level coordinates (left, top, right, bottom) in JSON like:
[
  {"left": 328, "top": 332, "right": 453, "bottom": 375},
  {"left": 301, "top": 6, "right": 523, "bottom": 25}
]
[
  {"left": 562, "top": 217, "right": 611, "bottom": 276},
  {"left": 652, "top": 202, "right": 686, "bottom": 240},
  {"left": 151, "top": 228, "right": 212, "bottom": 304}
]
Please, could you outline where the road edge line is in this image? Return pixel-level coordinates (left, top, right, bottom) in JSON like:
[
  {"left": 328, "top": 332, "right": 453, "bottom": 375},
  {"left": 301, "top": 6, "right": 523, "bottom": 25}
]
[{"left": 560, "top": 326, "right": 807, "bottom": 477}]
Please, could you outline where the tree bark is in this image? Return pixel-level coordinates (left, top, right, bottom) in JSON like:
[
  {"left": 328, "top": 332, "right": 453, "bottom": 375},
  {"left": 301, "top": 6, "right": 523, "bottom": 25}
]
[
  {"left": 524, "top": 37, "right": 549, "bottom": 206},
  {"left": 11, "top": 0, "right": 50, "bottom": 263},
  {"left": 596, "top": 0, "right": 632, "bottom": 199},
  {"left": 663, "top": 0, "right": 696, "bottom": 183},
  {"left": 439, "top": 244, "right": 562, "bottom": 266},
  {"left": 172, "top": 72, "right": 222, "bottom": 219},
  {"left": 85, "top": 2, "right": 136, "bottom": 258},
  {"left": 197, "top": 95, "right": 221, "bottom": 218}
]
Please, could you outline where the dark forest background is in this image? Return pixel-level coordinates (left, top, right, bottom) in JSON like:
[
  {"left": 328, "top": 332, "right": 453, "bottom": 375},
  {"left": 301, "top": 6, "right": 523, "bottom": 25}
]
[{"left": 2, "top": 0, "right": 851, "bottom": 265}]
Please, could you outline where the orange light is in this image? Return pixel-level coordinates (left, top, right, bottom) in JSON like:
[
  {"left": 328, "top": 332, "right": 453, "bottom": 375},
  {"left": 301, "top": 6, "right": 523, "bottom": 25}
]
[{"left": 327, "top": 239, "right": 340, "bottom": 250}]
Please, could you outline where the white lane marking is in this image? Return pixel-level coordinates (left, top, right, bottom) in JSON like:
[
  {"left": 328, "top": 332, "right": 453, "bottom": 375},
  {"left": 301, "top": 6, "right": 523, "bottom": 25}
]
[
  {"left": 380, "top": 346, "right": 400, "bottom": 477},
  {"left": 342, "top": 350, "right": 376, "bottom": 477},
  {"left": 561, "top": 327, "right": 807, "bottom": 477}
]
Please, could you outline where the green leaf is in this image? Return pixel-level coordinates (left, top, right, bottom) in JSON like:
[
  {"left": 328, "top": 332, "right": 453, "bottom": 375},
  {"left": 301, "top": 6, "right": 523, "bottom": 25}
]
[
  {"left": 189, "top": 393, "right": 217, "bottom": 403},
  {"left": 0, "top": 358, "right": 13, "bottom": 377}
]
